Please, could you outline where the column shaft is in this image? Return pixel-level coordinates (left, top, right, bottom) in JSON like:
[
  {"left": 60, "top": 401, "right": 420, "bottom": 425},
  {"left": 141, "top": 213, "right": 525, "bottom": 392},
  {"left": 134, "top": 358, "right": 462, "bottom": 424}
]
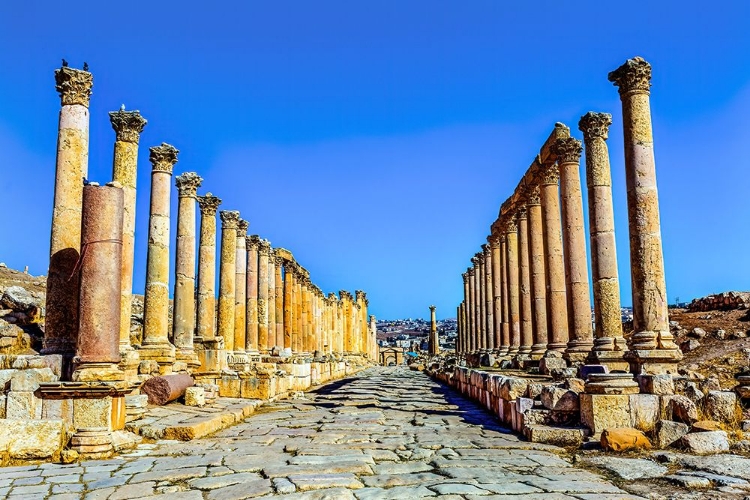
[
  {"left": 490, "top": 238, "right": 502, "bottom": 350},
  {"left": 483, "top": 246, "right": 494, "bottom": 350},
  {"left": 217, "top": 211, "right": 240, "bottom": 352},
  {"left": 257, "top": 240, "right": 270, "bottom": 352},
  {"left": 517, "top": 209, "right": 533, "bottom": 355},
  {"left": 234, "top": 221, "right": 248, "bottom": 353},
  {"left": 196, "top": 195, "right": 221, "bottom": 341},
  {"left": 526, "top": 188, "right": 548, "bottom": 358},
  {"left": 245, "top": 236, "right": 259, "bottom": 351}
]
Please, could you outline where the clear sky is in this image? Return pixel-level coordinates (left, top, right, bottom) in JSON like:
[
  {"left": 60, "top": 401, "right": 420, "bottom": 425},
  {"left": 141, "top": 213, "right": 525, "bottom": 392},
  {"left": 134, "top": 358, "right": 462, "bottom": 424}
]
[{"left": 1, "top": 2, "right": 749, "bottom": 320}]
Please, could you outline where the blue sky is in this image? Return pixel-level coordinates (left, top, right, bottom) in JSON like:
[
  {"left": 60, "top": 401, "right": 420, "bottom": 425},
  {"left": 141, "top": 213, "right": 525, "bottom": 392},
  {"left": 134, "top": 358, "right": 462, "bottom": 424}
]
[{"left": 1, "top": 2, "right": 749, "bottom": 320}]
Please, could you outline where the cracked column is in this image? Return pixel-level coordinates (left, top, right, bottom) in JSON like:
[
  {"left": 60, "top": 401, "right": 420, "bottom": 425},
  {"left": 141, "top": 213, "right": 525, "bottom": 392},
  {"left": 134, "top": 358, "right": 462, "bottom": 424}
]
[
  {"left": 539, "top": 161, "right": 569, "bottom": 353},
  {"left": 579, "top": 112, "right": 629, "bottom": 370},
  {"left": 609, "top": 56, "right": 681, "bottom": 373},
  {"left": 429, "top": 305, "right": 438, "bottom": 355},
  {"left": 109, "top": 108, "right": 146, "bottom": 376},
  {"left": 504, "top": 218, "right": 520, "bottom": 355},
  {"left": 234, "top": 220, "right": 248, "bottom": 354},
  {"left": 245, "top": 235, "right": 260, "bottom": 352},
  {"left": 257, "top": 239, "right": 271, "bottom": 353},
  {"left": 217, "top": 210, "right": 240, "bottom": 353},
  {"left": 526, "top": 185, "right": 549, "bottom": 359},
  {"left": 275, "top": 255, "right": 285, "bottom": 349},
  {"left": 517, "top": 206, "right": 533, "bottom": 356},
  {"left": 196, "top": 194, "right": 222, "bottom": 373},
  {"left": 483, "top": 244, "right": 494, "bottom": 351},
  {"left": 553, "top": 137, "right": 594, "bottom": 362},
  {"left": 140, "top": 144, "right": 179, "bottom": 372},
  {"left": 172, "top": 172, "right": 202, "bottom": 369},
  {"left": 489, "top": 235, "right": 502, "bottom": 351},
  {"left": 44, "top": 64, "right": 93, "bottom": 371}
]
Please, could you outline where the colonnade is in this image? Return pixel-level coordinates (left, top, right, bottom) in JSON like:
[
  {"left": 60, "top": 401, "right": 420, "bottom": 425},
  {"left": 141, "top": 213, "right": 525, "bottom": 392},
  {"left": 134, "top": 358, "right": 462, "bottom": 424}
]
[
  {"left": 44, "top": 63, "right": 377, "bottom": 381},
  {"left": 456, "top": 57, "right": 682, "bottom": 375}
]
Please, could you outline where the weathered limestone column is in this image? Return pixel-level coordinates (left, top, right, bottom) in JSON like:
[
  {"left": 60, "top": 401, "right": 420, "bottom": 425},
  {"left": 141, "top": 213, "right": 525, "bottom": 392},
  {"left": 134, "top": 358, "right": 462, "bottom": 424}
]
[
  {"left": 517, "top": 206, "right": 533, "bottom": 355},
  {"left": 267, "top": 250, "right": 277, "bottom": 349},
  {"left": 302, "top": 280, "right": 311, "bottom": 353},
  {"left": 428, "top": 305, "right": 438, "bottom": 355},
  {"left": 579, "top": 112, "right": 629, "bottom": 370},
  {"left": 44, "top": 64, "right": 93, "bottom": 370},
  {"left": 526, "top": 186, "right": 549, "bottom": 358},
  {"left": 499, "top": 234, "right": 510, "bottom": 354},
  {"left": 340, "top": 291, "right": 352, "bottom": 354},
  {"left": 245, "top": 235, "right": 260, "bottom": 352},
  {"left": 477, "top": 252, "right": 487, "bottom": 350},
  {"left": 461, "top": 273, "right": 470, "bottom": 353},
  {"left": 505, "top": 218, "right": 521, "bottom": 355},
  {"left": 234, "top": 220, "right": 248, "bottom": 353},
  {"left": 471, "top": 257, "right": 482, "bottom": 352},
  {"left": 295, "top": 273, "right": 304, "bottom": 353},
  {"left": 539, "top": 162, "right": 569, "bottom": 353},
  {"left": 109, "top": 109, "right": 146, "bottom": 363},
  {"left": 283, "top": 261, "right": 294, "bottom": 350},
  {"left": 196, "top": 195, "right": 221, "bottom": 338},
  {"left": 73, "top": 183, "right": 125, "bottom": 382},
  {"left": 257, "top": 239, "right": 271, "bottom": 352},
  {"left": 274, "top": 255, "right": 285, "bottom": 349},
  {"left": 329, "top": 293, "right": 341, "bottom": 354},
  {"left": 489, "top": 236, "right": 502, "bottom": 351},
  {"left": 609, "top": 56, "right": 681, "bottom": 373},
  {"left": 370, "top": 315, "right": 377, "bottom": 358},
  {"left": 140, "top": 144, "right": 179, "bottom": 371},
  {"left": 460, "top": 302, "right": 467, "bottom": 354},
  {"left": 217, "top": 210, "right": 240, "bottom": 352},
  {"left": 172, "top": 172, "right": 202, "bottom": 369},
  {"left": 467, "top": 268, "right": 476, "bottom": 353},
  {"left": 483, "top": 244, "right": 494, "bottom": 351},
  {"left": 553, "top": 138, "right": 594, "bottom": 362}
]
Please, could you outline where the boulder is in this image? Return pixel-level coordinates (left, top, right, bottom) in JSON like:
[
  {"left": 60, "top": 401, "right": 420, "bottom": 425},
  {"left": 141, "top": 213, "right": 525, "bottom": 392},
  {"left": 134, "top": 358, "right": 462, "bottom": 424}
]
[
  {"left": 669, "top": 395, "right": 699, "bottom": 424},
  {"left": 680, "top": 430, "right": 730, "bottom": 454},
  {"left": 704, "top": 391, "right": 738, "bottom": 423},
  {"left": 0, "top": 286, "right": 42, "bottom": 313},
  {"left": 0, "top": 419, "right": 66, "bottom": 459},
  {"left": 680, "top": 339, "right": 700, "bottom": 353},
  {"left": 600, "top": 428, "right": 652, "bottom": 452},
  {"left": 656, "top": 420, "right": 689, "bottom": 449},
  {"left": 540, "top": 386, "right": 580, "bottom": 411},
  {"left": 692, "top": 420, "right": 723, "bottom": 432},
  {"left": 688, "top": 327, "right": 707, "bottom": 339},
  {"left": 184, "top": 387, "right": 205, "bottom": 407}
]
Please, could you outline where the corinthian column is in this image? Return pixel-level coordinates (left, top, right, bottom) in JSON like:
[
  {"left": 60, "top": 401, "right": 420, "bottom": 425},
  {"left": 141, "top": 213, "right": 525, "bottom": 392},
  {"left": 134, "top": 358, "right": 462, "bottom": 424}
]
[
  {"left": 284, "top": 263, "right": 296, "bottom": 352},
  {"left": 428, "top": 305, "right": 438, "bottom": 355},
  {"left": 609, "top": 56, "right": 681, "bottom": 373},
  {"left": 173, "top": 172, "right": 202, "bottom": 369},
  {"left": 539, "top": 162, "right": 569, "bottom": 353},
  {"left": 44, "top": 64, "right": 93, "bottom": 370},
  {"left": 483, "top": 244, "right": 494, "bottom": 350},
  {"left": 526, "top": 185, "right": 548, "bottom": 359},
  {"left": 140, "top": 144, "right": 179, "bottom": 372},
  {"left": 461, "top": 274, "right": 470, "bottom": 353},
  {"left": 504, "top": 218, "right": 520, "bottom": 355},
  {"left": 476, "top": 253, "right": 486, "bottom": 350},
  {"left": 245, "top": 235, "right": 260, "bottom": 352},
  {"left": 517, "top": 206, "right": 533, "bottom": 355},
  {"left": 499, "top": 234, "right": 510, "bottom": 354},
  {"left": 553, "top": 138, "right": 594, "bottom": 362},
  {"left": 467, "top": 267, "right": 477, "bottom": 353},
  {"left": 579, "top": 112, "right": 629, "bottom": 370},
  {"left": 275, "top": 255, "right": 285, "bottom": 349},
  {"left": 109, "top": 109, "right": 146, "bottom": 361},
  {"left": 217, "top": 210, "right": 240, "bottom": 352},
  {"left": 234, "top": 220, "right": 248, "bottom": 353},
  {"left": 257, "top": 239, "right": 272, "bottom": 352},
  {"left": 196, "top": 194, "right": 221, "bottom": 341},
  {"left": 489, "top": 236, "right": 502, "bottom": 350}
]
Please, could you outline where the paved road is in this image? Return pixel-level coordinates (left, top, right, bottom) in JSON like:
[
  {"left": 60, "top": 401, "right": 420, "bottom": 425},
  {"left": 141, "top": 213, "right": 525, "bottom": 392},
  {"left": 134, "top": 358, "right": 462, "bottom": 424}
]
[{"left": 0, "top": 366, "right": 642, "bottom": 499}]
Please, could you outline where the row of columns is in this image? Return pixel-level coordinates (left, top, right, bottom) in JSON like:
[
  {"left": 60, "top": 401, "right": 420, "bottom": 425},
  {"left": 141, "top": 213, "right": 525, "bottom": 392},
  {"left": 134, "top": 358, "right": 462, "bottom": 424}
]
[
  {"left": 43, "top": 63, "right": 377, "bottom": 381},
  {"left": 456, "top": 57, "right": 682, "bottom": 374}
]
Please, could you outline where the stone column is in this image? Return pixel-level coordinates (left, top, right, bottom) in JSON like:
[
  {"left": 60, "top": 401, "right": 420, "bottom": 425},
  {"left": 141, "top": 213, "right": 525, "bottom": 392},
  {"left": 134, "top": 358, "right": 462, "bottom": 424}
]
[
  {"left": 579, "top": 112, "right": 629, "bottom": 370},
  {"left": 109, "top": 109, "right": 146, "bottom": 364},
  {"left": 489, "top": 236, "right": 502, "bottom": 351},
  {"left": 609, "top": 56, "right": 681, "bottom": 373},
  {"left": 460, "top": 302, "right": 467, "bottom": 354},
  {"left": 302, "top": 280, "right": 311, "bottom": 353},
  {"left": 73, "top": 183, "right": 124, "bottom": 382},
  {"left": 461, "top": 273, "right": 470, "bottom": 353},
  {"left": 526, "top": 186, "right": 549, "bottom": 359},
  {"left": 275, "top": 255, "right": 285, "bottom": 349},
  {"left": 428, "top": 305, "right": 438, "bottom": 355},
  {"left": 195, "top": 194, "right": 222, "bottom": 372},
  {"left": 296, "top": 274, "right": 304, "bottom": 353},
  {"left": 140, "top": 144, "right": 179, "bottom": 372},
  {"left": 283, "top": 262, "right": 294, "bottom": 351},
  {"left": 471, "top": 257, "right": 482, "bottom": 352},
  {"left": 483, "top": 244, "right": 494, "bottom": 351},
  {"left": 370, "top": 314, "right": 377, "bottom": 358},
  {"left": 245, "top": 235, "right": 260, "bottom": 352},
  {"left": 553, "top": 138, "right": 594, "bottom": 362},
  {"left": 44, "top": 64, "right": 93, "bottom": 370},
  {"left": 500, "top": 234, "right": 510, "bottom": 354},
  {"left": 257, "top": 239, "right": 271, "bottom": 352},
  {"left": 517, "top": 207, "right": 533, "bottom": 355},
  {"left": 539, "top": 162, "right": 569, "bottom": 353},
  {"left": 268, "top": 253, "right": 277, "bottom": 349},
  {"left": 467, "top": 268, "right": 476, "bottom": 353},
  {"left": 505, "top": 218, "right": 520, "bottom": 355},
  {"left": 234, "top": 220, "right": 248, "bottom": 353},
  {"left": 477, "top": 253, "right": 486, "bottom": 350},
  {"left": 217, "top": 210, "right": 240, "bottom": 352},
  {"left": 172, "top": 172, "right": 202, "bottom": 369}
]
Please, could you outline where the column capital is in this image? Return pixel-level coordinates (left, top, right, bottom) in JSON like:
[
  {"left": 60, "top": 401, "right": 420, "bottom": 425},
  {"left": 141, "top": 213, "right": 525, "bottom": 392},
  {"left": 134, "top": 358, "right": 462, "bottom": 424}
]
[
  {"left": 237, "top": 219, "right": 249, "bottom": 238},
  {"left": 429, "top": 305, "right": 436, "bottom": 312},
  {"left": 355, "top": 290, "right": 367, "bottom": 302},
  {"left": 524, "top": 184, "right": 541, "bottom": 206},
  {"left": 552, "top": 137, "right": 583, "bottom": 164},
  {"left": 578, "top": 112, "right": 612, "bottom": 140},
  {"left": 197, "top": 193, "right": 221, "bottom": 216},
  {"left": 471, "top": 254, "right": 480, "bottom": 266},
  {"left": 274, "top": 255, "right": 285, "bottom": 266},
  {"left": 339, "top": 290, "right": 354, "bottom": 301},
  {"left": 504, "top": 217, "right": 518, "bottom": 233},
  {"left": 467, "top": 267, "right": 475, "bottom": 277},
  {"left": 482, "top": 243, "right": 491, "bottom": 257},
  {"left": 608, "top": 56, "right": 652, "bottom": 96},
  {"left": 488, "top": 234, "right": 501, "bottom": 248},
  {"left": 515, "top": 205, "right": 528, "bottom": 220},
  {"left": 258, "top": 239, "right": 273, "bottom": 256},
  {"left": 175, "top": 172, "right": 203, "bottom": 198},
  {"left": 219, "top": 210, "right": 241, "bottom": 229},
  {"left": 149, "top": 143, "right": 179, "bottom": 174},
  {"left": 328, "top": 292, "right": 339, "bottom": 302},
  {"left": 109, "top": 109, "right": 147, "bottom": 143},
  {"left": 370, "top": 315, "right": 376, "bottom": 322},
  {"left": 246, "top": 234, "right": 261, "bottom": 249},
  {"left": 55, "top": 64, "right": 93, "bottom": 107},
  {"left": 538, "top": 162, "right": 559, "bottom": 185},
  {"left": 462, "top": 272, "right": 468, "bottom": 283}
]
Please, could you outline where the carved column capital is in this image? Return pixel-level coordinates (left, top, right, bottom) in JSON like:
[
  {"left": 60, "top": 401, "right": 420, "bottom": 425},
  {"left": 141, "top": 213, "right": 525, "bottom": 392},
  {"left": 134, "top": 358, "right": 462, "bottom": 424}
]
[
  {"left": 109, "top": 109, "right": 147, "bottom": 143},
  {"left": 552, "top": 137, "right": 583, "bottom": 164},
  {"left": 429, "top": 305, "right": 436, "bottom": 312},
  {"left": 504, "top": 217, "right": 518, "bottom": 233},
  {"left": 578, "top": 112, "right": 612, "bottom": 140},
  {"left": 482, "top": 243, "right": 491, "bottom": 257},
  {"left": 149, "top": 143, "right": 179, "bottom": 174},
  {"left": 55, "top": 65, "right": 93, "bottom": 107},
  {"left": 538, "top": 162, "right": 559, "bottom": 185},
  {"left": 219, "top": 210, "right": 241, "bottom": 229},
  {"left": 608, "top": 56, "right": 652, "bottom": 96},
  {"left": 197, "top": 193, "right": 221, "bottom": 216},
  {"left": 175, "top": 172, "right": 203, "bottom": 197},
  {"left": 524, "top": 184, "right": 541, "bottom": 206},
  {"left": 246, "top": 234, "right": 261, "bottom": 249},
  {"left": 467, "top": 267, "right": 475, "bottom": 277},
  {"left": 462, "top": 272, "right": 469, "bottom": 283},
  {"left": 355, "top": 290, "right": 367, "bottom": 302},
  {"left": 515, "top": 205, "right": 528, "bottom": 221},
  {"left": 258, "top": 239, "right": 273, "bottom": 256},
  {"left": 237, "top": 219, "right": 249, "bottom": 238}
]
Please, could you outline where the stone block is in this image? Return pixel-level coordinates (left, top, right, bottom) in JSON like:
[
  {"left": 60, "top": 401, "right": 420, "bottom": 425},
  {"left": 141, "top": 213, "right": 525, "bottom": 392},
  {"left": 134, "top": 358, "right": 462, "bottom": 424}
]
[
  {"left": 580, "top": 394, "right": 631, "bottom": 434},
  {"left": 499, "top": 377, "right": 527, "bottom": 401},
  {"left": 523, "top": 408, "right": 552, "bottom": 426},
  {"left": 656, "top": 420, "right": 689, "bottom": 448},
  {"left": 10, "top": 367, "right": 56, "bottom": 392},
  {"left": 523, "top": 424, "right": 586, "bottom": 446},
  {"left": 638, "top": 374, "right": 675, "bottom": 395},
  {"left": 73, "top": 397, "right": 113, "bottom": 431},
  {"left": 541, "top": 386, "right": 579, "bottom": 411},
  {"left": 579, "top": 364, "right": 608, "bottom": 379},
  {"left": 629, "top": 394, "right": 660, "bottom": 432},
  {"left": 185, "top": 387, "right": 205, "bottom": 407},
  {"left": 41, "top": 398, "right": 73, "bottom": 421},
  {"left": 704, "top": 391, "right": 738, "bottom": 423},
  {"left": 680, "top": 430, "right": 730, "bottom": 454},
  {"left": 539, "top": 357, "right": 567, "bottom": 375},
  {"left": 526, "top": 382, "right": 545, "bottom": 399},
  {"left": 666, "top": 395, "right": 699, "bottom": 424},
  {"left": 125, "top": 394, "right": 149, "bottom": 409},
  {"left": 219, "top": 374, "right": 241, "bottom": 398},
  {"left": 0, "top": 419, "right": 66, "bottom": 459},
  {"left": 692, "top": 420, "right": 722, "bottom": 432},
  {"left": 6, "top": 391, "right": 41, "bottom": 419},
  {"left": 600, "top": 428, "right": 652, "bottom": 452}
]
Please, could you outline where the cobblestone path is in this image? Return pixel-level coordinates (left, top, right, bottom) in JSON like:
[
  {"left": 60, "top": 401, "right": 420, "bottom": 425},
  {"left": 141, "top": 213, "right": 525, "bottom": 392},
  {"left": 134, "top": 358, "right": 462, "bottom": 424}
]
[{"left": 0, "top": 367, "right": 643, "bottom": 500}]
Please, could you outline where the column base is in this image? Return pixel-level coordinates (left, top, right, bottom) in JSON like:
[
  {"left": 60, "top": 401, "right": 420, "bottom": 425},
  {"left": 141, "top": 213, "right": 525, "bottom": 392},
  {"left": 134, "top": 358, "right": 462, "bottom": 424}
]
[
  {"left": 118, "top": 347, "right": 141, "bottom": 383},
  {"left": 624, "top": 349, "right": 682, "bottom": 375},
  {"left": 72, "top": 362, "right": 125, "bottom": 383},
  {"left": 69, "top": 427, "right": 113, "bottom": 460},
  {"left": 584, "top": 372, "right": 640, "bottom": 395},
  {"left": 517, "top": 346, "right": 532, "bottom": 356},
  {"left": 175, "top": 348, "right": 201, "bottom": 371},
  {"left": 545, "top": 341, "right": 567, "bottom": 355},
  {"left": 529, "top": 344, "right": 547, "bottom": 360},
  {"left": 587, "top": 349, "right": 630, "bottom": 373},
  {"left": 137, "top": 343, "right": 176, "bottom": 374}
]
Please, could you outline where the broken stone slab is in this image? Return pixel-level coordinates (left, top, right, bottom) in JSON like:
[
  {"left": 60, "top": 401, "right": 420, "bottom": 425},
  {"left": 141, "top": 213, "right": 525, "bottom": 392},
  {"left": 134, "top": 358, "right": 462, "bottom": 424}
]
[
  {"left": 10, "top": 367, "right": 56, "bottom": 391},
  {"left": 680, "top": 430, "right": 730, "bottom": 454},
  {"left": 540, "top": 386, "right": 579, "bottom": 411},
  {"left": 141, "top": 374, "right": 194, "bottom": 405},
  {"left": 667, "top": 395, "right": 699, "bottom": 424},
  {"left": 581, "top": 456, "right": 668, "bottom": 480},
  {"left": 523, "top": 424, "right": 587, "bottom": 447},
  {"left": 656, "top": 420, "right": 689, "bottom": 449},
  {"left": 0, "top": 419, "right": 68, "bottom": 459},
  {"left": 692, "top": 420, "right": 723, "bottom": 432},
  {"left": 704, "top": 391, "right": 738, "bottom": 422}
]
